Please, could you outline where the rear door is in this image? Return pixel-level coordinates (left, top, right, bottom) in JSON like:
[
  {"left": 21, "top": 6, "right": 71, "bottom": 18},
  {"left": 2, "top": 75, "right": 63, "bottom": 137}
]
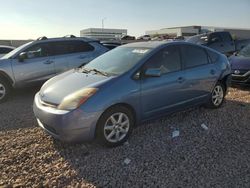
[
  {"left": 140, "top": 45, "right": 187, "bottom": 119},
  {"left": 180, "top": 44, "right": 219, "bottom": 103},
  {"left": 12, "top": 42, "right": 55, "bottom": 86},
  {"left": 50, "top": 40, "right": 97, "bottom": 74}
]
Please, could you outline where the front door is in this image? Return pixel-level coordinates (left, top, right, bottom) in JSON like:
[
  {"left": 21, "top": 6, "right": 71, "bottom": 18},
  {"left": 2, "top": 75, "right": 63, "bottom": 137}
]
[
  {"left": 12, "top": 42, "right": 55, "bottom": 86},
  {"left": 140, "top": 45, "right": 187, "bottom": 119}
]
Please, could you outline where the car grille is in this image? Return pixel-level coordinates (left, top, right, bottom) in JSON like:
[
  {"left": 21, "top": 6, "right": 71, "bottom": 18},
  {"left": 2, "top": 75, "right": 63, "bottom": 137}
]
[{"left": 232, "top": 70, "right": 250, "bottom": 81}]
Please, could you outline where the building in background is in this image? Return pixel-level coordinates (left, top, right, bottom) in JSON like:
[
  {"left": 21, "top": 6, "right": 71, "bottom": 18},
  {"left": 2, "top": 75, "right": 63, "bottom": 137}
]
[
  {"left": 80, "top": 28, "right": 127, "bottom": 40},
  {"left": 146, "top": 26, "right": 250, "bottom": 39}
]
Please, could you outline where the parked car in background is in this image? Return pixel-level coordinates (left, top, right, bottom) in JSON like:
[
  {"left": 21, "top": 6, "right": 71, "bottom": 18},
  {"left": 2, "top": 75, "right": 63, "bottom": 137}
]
[
  {"left": 137, "top": 35, "right": 151, "bottom": 40},
  {"left": 33, "top": 41, "right": 231, "bottom": 147},
  {"left": 121, "top": 35, "right": 136, "bottom": 40},
  {"left": 229, "top": 43, "right": 250, "bottom": 86},
  {"left": 0, "top": 45, "right": 15, "bottom": 58},
  {"left": 0, "top": 36, "right": 108, "bottom": 102},
  {"left": 187, "top": 31, "right": 249, "bottom": 56},
  {"left": 100, "top": 41, "right": 122, "bottom": 50}
]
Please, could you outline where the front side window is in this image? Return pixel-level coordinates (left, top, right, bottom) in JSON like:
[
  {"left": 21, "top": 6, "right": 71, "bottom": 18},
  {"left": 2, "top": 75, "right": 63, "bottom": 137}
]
[
  {"left": 219, "top": 32, "right": 233, "bottom": 42},
  {"left": 181, "top": 45, "right": 209, "bottom": 69},
  {"left": 24, "top": 43, "right": 50, "bottom": 59},
  {"left": 144, "top": 46, "right": 181, "bottom": 74}
]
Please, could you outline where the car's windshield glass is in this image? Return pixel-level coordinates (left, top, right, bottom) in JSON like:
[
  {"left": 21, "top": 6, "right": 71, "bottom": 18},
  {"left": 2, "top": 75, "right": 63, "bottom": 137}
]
[
  {"left": 238, "top": 44, "right": 250, "bottom": 57},
  {"left": 83, "top": 47, "right": 151, "bottom": 75},
  {"left": 1, "top": 42, "right": 32, "bottom": 59},
  {"left": 186, "top": 35, "right": 208, "bottom": 45}
]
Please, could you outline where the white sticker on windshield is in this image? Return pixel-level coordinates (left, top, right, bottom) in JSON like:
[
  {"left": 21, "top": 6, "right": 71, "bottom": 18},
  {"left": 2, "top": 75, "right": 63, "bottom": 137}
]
[{"left": 132, "top": 49, "right": 149, "bottom": 54}]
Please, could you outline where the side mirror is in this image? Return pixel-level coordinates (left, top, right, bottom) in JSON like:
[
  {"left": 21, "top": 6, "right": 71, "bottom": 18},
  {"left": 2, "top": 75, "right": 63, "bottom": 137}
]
[
  {"left": 18, "top": 52, "right": 28, "bottom": 62},
  {"left": 233, "top": 51, "right": 238, "bottom": 56},
  {"left": 144, "top": 68, "right": 161, "bottom": 77}
]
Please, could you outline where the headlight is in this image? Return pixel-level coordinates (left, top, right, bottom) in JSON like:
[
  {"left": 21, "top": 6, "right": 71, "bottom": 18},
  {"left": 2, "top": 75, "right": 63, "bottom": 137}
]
[{"left": 58, "top": 88, "right": 98, "bottom": 110}]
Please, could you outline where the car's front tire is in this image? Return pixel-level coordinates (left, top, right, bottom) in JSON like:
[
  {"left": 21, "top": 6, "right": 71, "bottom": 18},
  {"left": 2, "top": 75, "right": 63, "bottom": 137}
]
[
  {"left": 206, "top": 82, "right": 226, "bottom": 108},
  {"left": 0, "top": 78, "right": 11, "bottom": 103},
  {"left": 96, "top": 106, "right": 134, "bottom": 147}
]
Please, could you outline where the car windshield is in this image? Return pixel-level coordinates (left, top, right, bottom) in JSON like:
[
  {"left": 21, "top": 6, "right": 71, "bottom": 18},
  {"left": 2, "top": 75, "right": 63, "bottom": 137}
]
[
  {"left": 83, "top": 46, "right": 151, "bottom": 75},
  {"left": 238, "top": 44, "right": 250, "bottom": 57},
  {"left": 1, "top": 42, "right": 32, "bottom": 59},
  {"left": 186, "top": 35, "right": 208, "bottom": 45}
]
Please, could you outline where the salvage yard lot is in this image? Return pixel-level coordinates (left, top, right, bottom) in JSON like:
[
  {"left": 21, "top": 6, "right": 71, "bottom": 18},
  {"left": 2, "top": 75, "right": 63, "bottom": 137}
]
[{"left": 0, "top": 87, "right": 250, "bottom": 187}]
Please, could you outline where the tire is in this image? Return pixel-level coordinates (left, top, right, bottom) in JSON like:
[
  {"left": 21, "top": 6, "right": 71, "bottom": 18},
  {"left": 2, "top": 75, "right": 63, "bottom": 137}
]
[
  {"left": 0, "top": 77, "right": 11, "bottom": 103},
  {"left": 96, "top": 106, "right": 134, "bottom": 147},
  {"left": 206, "top": 82, "right": 226, "bottom": 109}
]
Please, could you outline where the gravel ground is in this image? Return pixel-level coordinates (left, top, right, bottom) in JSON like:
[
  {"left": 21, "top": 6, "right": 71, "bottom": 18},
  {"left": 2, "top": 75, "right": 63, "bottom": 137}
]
[{"left": 0, "top": 87, "right": 250, "bottom": 187}]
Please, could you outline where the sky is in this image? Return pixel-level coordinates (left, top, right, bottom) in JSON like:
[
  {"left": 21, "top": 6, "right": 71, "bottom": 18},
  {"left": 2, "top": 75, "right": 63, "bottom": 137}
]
[{"left": 0, "top": 0, "right": 250, "bottom": 39}]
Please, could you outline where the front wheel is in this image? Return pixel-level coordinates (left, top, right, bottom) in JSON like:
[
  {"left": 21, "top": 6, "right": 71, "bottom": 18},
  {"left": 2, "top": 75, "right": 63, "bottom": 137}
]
[
  {"left": 96, "top": 106, "right": 134, "bottom": 147},
  {"left": 206, "top": 82, "right": 225, "bottom": 108},
  {"left": 0, "top": 78, "right": 11, "bottom": 103}
]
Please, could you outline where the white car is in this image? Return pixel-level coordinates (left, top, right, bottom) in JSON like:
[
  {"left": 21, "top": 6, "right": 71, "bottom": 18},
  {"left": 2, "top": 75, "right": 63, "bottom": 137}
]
[
  {"left": 137, "top": 35, "right": 151, "bottom": 40},
  {"left": 0, "top": 45, "right": 15, "bottom": 58}
]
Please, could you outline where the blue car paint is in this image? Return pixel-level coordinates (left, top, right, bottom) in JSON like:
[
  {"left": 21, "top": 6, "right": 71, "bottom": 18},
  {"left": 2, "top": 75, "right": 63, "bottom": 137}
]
[{"left": 33, "top": 41, "right": 231, "bottom": 142}]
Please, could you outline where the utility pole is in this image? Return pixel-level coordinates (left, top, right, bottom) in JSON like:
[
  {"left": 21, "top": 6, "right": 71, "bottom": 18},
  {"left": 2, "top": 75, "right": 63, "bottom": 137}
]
[{"left": 102, "top": 17, "right": 107, "bottom": 33}]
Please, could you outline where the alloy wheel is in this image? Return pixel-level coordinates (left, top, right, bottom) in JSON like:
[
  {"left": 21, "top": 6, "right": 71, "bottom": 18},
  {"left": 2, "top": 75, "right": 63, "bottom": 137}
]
[
  {"left": 212, "top": 85, "right": 224, "bottom": 106},
  {"left": 0, "top": 83, "right": 6, "bottom": 100},
  {"left": 104, "top": 112, "right": 130, "bottom": 143}
]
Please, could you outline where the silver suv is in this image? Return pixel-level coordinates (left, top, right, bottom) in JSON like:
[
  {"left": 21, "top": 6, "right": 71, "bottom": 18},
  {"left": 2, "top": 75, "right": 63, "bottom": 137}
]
[{"left": 0, "top": 36, "right": 108, "bottom": 102}]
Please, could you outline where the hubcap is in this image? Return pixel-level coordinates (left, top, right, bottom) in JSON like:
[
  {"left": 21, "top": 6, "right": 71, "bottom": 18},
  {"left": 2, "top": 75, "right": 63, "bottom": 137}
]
[
  {"left": 0, "top": 83, "right": 6, "bottom": 100},
  {"left": 104, "top": 112, "right": 130, "bottom": 143},
  {"left": 212, "top": 85, "right": 224, "bottom": 106}
]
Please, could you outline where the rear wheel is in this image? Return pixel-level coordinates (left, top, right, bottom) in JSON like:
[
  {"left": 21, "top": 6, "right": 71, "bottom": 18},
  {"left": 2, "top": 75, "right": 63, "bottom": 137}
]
[
  {"left": 206, "top": 82, "right": 225, "bottom": 108},
  {"left": 0, "top": 78, "right": 11, "bottom": 103},
  {"left": 96, "top": 106, "right": 134, "bottom": 147}
]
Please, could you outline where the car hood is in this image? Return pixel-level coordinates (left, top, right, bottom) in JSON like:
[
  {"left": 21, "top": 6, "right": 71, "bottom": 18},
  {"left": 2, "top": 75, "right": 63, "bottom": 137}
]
[
  {"left": 40, "top": 69, "right": 115, "bottom": 105},
  {"left": 229, "top": 55, "right": 250, "bottom": 70}
]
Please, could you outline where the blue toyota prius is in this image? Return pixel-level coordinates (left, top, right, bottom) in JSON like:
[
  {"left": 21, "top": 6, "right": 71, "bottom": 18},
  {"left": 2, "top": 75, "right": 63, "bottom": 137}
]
[{"left": 33, "top": 41, "right": 231, "bottom": 147}]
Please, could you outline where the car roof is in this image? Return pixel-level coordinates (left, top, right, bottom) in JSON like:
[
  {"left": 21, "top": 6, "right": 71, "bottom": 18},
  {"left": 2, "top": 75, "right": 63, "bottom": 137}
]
[
  {"left": 0, "top": 45, "right": 15, "bottom": 49},
  {"left": 34, "top": 37, "right": 99, "bottom": 43},
  {"left": 122, "top": 41, "right": 186, "bottom": 49}
]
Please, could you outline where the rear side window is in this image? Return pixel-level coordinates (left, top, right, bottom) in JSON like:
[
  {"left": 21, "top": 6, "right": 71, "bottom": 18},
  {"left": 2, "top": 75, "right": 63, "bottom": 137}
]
[
  {"left": 49, "top": 41, "right": 94, "bottom": 56},
  {"left": 181, "top": 45, "right": 209, "bottom": 69},
  {"left": 207, "top": 50, "right": 220, "bottom": 63},
  {"left": 145, "top": 45, "right": 181, "bottom": 74},
  {"left": 0, "top": 47, "right": 13, "bottom": 54}
]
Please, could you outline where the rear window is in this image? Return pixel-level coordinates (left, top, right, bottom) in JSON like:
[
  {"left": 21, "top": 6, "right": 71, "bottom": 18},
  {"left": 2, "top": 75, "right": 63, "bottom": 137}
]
[
  {"left": 49, "top": 41, "right": 94, "bottom": 56},
  {"left": 181, "top": 45, "right": 209, "bottom": 69}
]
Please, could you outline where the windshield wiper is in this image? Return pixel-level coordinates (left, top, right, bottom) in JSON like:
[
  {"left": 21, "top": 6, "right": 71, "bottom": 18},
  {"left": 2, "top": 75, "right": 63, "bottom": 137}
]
[{"left": 89, "top": 69, "right": 109, "bottom": 76}]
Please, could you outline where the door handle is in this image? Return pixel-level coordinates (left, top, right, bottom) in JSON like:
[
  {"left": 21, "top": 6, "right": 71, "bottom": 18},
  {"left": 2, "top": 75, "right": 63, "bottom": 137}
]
[
  {"left": 210, "top": 69, "right": 216, "bottom": 75},
  {"left": 44, "top": 60, "right": 53, "bottom": 64},
  {"left": 177, "top": 77, "right": 185, "bottom": 83}
]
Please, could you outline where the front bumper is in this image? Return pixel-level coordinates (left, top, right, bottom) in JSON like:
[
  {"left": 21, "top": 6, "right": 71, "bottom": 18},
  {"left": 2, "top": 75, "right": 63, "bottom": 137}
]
[
  {"left": 33, "top": 93, "right": 102, "bottom": 143},
  {"left": 231, "top": 70, "right": 250, "bottom": 86}
]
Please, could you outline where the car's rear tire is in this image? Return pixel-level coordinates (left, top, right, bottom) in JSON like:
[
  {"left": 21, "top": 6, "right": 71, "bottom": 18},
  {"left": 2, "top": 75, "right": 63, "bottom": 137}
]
[
  {"left": 206, "top": 82, "right": 225, "bottom": 109},
  {"left": 0, "top": 78, "right": 11, "bottom": 103},
  {"left": 96, "top": 106, "right": 134, "bottom": 147}
]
